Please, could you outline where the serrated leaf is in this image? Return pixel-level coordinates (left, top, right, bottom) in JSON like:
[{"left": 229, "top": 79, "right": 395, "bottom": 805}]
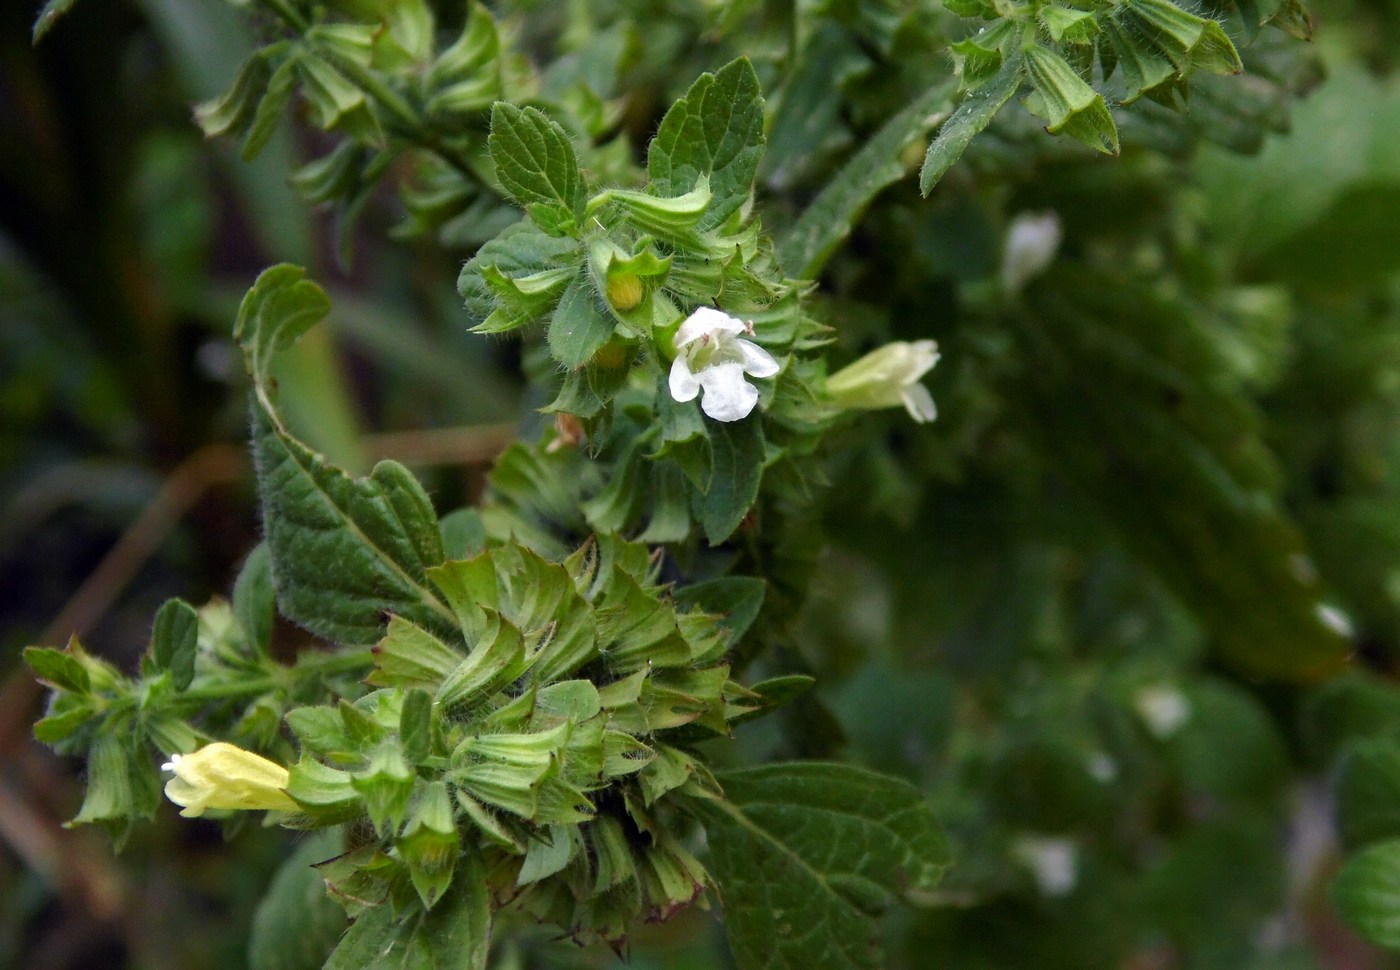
[
  {"left": 1334, "top": 840, "right": 1400, "bottom": 949},
  {"left": 151, "top": 598, "right": 198, "bottom": 691},
  {"left": 236, "top": 265, "right": 454, "bottom": 645},
  {"left": 695, "top": 416, "right": 765, "bottom": 544},
  {"left": 781, "top": 80, "right": 954, "bottom": 278},
  {"left": 919, "top": 56, "right": 1022, "bottom": 197},
  {"left": 248, "top": 833, "right": 346, "bottom": 970},
  {"left": 325, "top": 847, "right": 490, "bottom": 970},
  {"left": 695, "top": 763, "right": 950, "bottom": 970},
  {"left": 648, "top": 58, "right": 765, "bottom": 233},
  {"left": 548, "top": 272, "right": 616, "bottom": 368},
  {"left": 488, "top": 104, "right": 584, "bottom": 236}
]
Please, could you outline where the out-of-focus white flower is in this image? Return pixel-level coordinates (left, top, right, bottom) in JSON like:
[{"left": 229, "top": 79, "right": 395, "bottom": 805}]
[
  {"left": 1013, "top": 835, "right": 1079, "bottom": 897},
  {"left": 1316, "top": 603, "right": 1354, "bottom": 638},
  {"left": 668, "top": 306, "right": 780, "bottom": 422},
  {"left": 826, "top": 340, "right": 940, "bottom": 423},
  {"left": 1135, "top": 684, "right": 1192, "bottom": 739},
  {"left": 160, "top": 742, "right": 298, "bottom": 817},
  {"left": 1001, "top": 211, "right": 1063, "bottom": 294},
  {"left": 1086, "top": 752, "right": 1118, "bottom": 783}
]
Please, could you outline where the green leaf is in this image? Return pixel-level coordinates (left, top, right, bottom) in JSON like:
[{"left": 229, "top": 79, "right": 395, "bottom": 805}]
[
  {"left": 325, "top": 847, "right": 490, "bottom": 970},
  {"left": 488, "top": 103, "right": 584, "bottom": 236},
  {"left": 695, "top": 763, "right": 949, "bottom": 970},
  {"left": 151, "top": 598, "right": 198, "bottom": 691},
  {"left": 242, "top": 55, "right": 299, "bottom": 162},
  {"left": 782, "top": 81, "right": 955, "bottom": 278},
  {"left": 32, "top": 0, "right": 77, "bottom": 42},
  {"left": 672, "top": 577, "right": 766, "bottom": 649},
  {"left": 24, "top": 645, "right": 91, "bottom": 695},
  {"left": 1338, "top": 740, "right": 1400, "bottom": 850},
  {"left": 548, "top": 272, "right": 616, "bottom": 368},
  {"left": 248, "top": 833, "right": 346, "bottom": 970},
  {"left": 919, "top": 55, "right": 1021, "bottom": 197},
  {"left": 695, "top": 416, "right": 765, "bottom": 544},
  {"left": 1334, "top": 840, "right": 1400, "bottom": 949},
  {"left": 648, "top": 58, "right": 765, "bottom": 232},
  {"left": 233, "top": 544, "right": 276, "bottom": 656},
  {"left": 236, "top": 265, "right": 454, "bottom": 644}
]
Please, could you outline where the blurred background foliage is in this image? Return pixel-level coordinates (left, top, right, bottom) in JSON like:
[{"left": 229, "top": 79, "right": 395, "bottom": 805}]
[{"left": 7, "top": 0, "right": 1400, "bottom": 967}]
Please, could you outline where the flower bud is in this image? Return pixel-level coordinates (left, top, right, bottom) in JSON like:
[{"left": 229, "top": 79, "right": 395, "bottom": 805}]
[
  {"left": 826, "top": 340, "right": 940, "bottom": 423},
  {"left": 606, "top": 273, "right": 644, "bottom": 312},
  {"left": 160, "top": 742, "right": 297, "bottom": 817}
]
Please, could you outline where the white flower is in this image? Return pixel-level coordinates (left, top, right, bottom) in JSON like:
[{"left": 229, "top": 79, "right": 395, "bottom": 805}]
[
  {"left": 160, "top": 742, "right": 298, "bottom": 817},
  {"left": 1012, "top": 835, "right": 1079, "bottom": 897},
  {"left": 668, "top": 307, "right": 780, "bottom": 422},
  {"left": 1134, "top": 684, "right": 1192, "bottom": 739},
  {"left": 826, "top": 340, "right": 940, "bottom": 422},
  {"left": 1001, "top": 211, "right": 1062, "bottom": 294}
]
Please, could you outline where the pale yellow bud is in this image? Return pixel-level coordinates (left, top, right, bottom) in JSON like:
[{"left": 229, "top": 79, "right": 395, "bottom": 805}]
[
  {"left": 606, "top": 273, "right": 644, "bottom": 311},
  {"left": 826, "top": 340, "right": 940, "bottom": 422},
  {"left": 160, "top": 742, "right": 298, "bottom": 817}
]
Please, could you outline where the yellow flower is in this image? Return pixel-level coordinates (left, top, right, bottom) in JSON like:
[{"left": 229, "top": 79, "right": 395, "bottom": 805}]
[{"left": 160, "top": 742, "right": 298, "bottom": 817}]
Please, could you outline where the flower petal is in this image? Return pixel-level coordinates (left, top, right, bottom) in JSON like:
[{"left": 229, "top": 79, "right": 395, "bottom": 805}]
[
  {"left": 697, "top": 362, "right": 759, "bottom": 422},
  {"left": 669, "top": 357, "right": 701, "bottom": 402},
  {"left": 676, "top": 306, "right": 745, "bottom": 347},
  {"left": 737, "top": 339, "right": 780, "bottom": 379},
  {"left": 901, "top": 382, "right": 937, "bottom": 423}
]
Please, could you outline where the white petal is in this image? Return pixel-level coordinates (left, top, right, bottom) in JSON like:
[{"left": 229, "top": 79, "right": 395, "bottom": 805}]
[
  {"left": 697, "top": 362, "right": 759, "bottom": 422},
  {"left": 737, "top": 339, "right": 780, "bottom": 379},
  {"left": 676, "top": 306, "right": 744, "bottom": 347},
  {"left": 901, "top": 383, "right": 937, "bottom": 423},
  {"left": 669, "top": 357, "right": 700, "bottom": 402}
]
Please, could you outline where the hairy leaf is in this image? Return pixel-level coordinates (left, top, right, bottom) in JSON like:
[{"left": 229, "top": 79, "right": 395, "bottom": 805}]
[
  {"left": 781, "top": 81, "right": 953, "bottom": 279},
  {"left": 236, "top": 265, "right": 454, "bottom": 644},
  {"left": 695, "top": 416, "right": 765, "bottom": 545},
  {"left": 488, "top": 103, "right": 584, "bottom": 236},
  {"left": 919, "top": 54, "right": 1024, "bottom": 196},
  {"left": 648, "top": 58, "right": 765, "bottom": 232},
  {"left": 324, "top": 849, "right": 490, "bottom": 969},
  {"left": 696, "top": 763, "right": 949, "bottom": 970},
  {"left": 249, "top": 834, "right": 346, "bottom": 970}
]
